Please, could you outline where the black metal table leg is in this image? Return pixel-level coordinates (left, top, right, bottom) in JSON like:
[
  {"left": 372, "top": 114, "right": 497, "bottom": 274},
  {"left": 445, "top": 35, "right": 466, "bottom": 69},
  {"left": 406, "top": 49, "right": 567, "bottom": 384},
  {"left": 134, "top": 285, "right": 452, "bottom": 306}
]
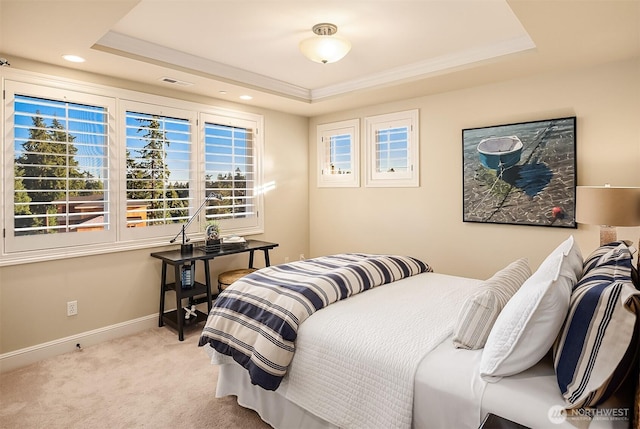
[
  {"left": 158, "top": 262, "right": 167, "bottom": 327},
  {"left": 248, "top": 250, "right": 255, "bottom": 269},
  {"left": 174, "top": 264, "right": 184, "bottom": 341},
  {"left": 203, "top": 259, "right": 212, "bottom": 312},
  {"left": 263, "top": 249, "right": 271, "bottom": 266}
]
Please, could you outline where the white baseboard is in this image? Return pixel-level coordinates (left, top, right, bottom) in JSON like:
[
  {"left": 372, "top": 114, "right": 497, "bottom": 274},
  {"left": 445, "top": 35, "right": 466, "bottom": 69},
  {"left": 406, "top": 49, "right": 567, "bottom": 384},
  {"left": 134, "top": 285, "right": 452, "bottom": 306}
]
[{"left": 0, "top": 314, "right": 158, "bottom": 373}]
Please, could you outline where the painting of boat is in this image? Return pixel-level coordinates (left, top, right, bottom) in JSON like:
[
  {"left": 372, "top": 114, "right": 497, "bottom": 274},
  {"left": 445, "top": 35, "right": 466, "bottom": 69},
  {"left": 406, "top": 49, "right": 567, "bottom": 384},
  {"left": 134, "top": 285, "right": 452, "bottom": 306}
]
[
  {"left": 463, "top": 117, "right": 576, "bottom": 228},
  {"left": 477, "top": 136, "right": 523, "bottom": 170}
]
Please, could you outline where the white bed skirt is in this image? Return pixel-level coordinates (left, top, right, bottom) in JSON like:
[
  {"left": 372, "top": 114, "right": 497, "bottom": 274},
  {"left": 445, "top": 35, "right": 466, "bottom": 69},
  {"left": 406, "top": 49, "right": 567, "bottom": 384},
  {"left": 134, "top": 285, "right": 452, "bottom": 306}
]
[{"left": 217, "top": 361, "right": 337, "bottom": 429}]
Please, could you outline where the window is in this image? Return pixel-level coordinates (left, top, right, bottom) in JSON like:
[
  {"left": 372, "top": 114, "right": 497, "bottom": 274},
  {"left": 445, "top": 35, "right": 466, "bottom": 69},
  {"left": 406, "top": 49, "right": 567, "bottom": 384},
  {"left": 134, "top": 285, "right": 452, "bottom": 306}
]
[
  {"left": 365, "top": 109, "right": 419, "bottom": 187},
  {"left": 202, "top": 112, "right": 263, "bottom": 235},
  {"left": 120, "top": 101, "right": 195, "bottom": 242},
  {"left": 317, "top": 119, "right": 359, "bottom": 187},
  {"left": 5, "top": 81, "right": 115, "bottom": 254},
  {"left": 1, "top": 72, "right": 264, "bottom": 265}
]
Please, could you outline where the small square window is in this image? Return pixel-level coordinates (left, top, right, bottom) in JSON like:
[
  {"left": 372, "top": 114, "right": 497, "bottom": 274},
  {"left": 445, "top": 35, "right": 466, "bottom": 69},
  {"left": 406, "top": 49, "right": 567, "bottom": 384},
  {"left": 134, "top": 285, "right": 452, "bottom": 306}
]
[
  {"left": 365, "top": 110, "right": 419, "bottom": 187},
  {"left": 317, "top": 119, "right": 360, "bottom": 188}
]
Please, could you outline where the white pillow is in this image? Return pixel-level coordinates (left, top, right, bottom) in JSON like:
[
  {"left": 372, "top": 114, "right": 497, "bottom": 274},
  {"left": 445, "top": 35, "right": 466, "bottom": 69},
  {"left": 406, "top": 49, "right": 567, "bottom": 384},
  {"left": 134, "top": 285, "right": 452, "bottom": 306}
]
[{"left": 480, "top": 236, "right": 582, "bottom": 381}]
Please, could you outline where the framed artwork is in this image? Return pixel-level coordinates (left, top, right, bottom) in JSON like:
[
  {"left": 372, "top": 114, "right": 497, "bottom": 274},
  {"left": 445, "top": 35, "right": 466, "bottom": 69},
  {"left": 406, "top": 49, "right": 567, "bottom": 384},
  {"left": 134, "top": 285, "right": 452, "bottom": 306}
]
[{"left": 462, "top": 116, "right": 577, "bottom": 228}]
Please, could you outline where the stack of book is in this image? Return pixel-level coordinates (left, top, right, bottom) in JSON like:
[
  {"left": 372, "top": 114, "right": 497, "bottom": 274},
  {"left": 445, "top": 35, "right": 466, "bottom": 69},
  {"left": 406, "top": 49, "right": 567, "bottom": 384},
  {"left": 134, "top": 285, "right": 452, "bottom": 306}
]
[{"left": 202, "top": 236, "right": 247, "bottom": 252}]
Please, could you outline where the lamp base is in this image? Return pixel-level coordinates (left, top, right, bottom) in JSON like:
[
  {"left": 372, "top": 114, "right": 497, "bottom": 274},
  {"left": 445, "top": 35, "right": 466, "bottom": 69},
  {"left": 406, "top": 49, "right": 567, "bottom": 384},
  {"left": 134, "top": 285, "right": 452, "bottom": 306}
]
[
  {"left": 180, "top": 243, "right": 193, "bottom": 255},
  {"left": 599, "top": 226, "right": 617, "bottom": 246}
]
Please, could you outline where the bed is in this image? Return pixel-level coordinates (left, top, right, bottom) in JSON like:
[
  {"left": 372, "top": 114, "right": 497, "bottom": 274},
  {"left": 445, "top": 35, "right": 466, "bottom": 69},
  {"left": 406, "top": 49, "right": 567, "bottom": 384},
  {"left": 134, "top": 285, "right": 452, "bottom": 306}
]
[{"left": 199, "top": 238, "right": 639, "bottom": 429}]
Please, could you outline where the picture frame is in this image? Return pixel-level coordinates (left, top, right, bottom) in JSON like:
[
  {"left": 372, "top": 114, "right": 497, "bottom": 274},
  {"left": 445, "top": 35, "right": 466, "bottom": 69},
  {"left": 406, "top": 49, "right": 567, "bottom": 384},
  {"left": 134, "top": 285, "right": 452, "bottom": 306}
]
[{"left": 462, "top": 116, "right": 577, "bottom": 228}]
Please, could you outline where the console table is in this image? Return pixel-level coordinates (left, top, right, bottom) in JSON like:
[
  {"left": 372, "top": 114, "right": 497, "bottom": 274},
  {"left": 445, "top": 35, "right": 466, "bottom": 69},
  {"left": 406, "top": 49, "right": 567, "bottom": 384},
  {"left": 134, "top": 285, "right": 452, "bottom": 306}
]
[{"left": 151, "top": 239, "right": 279, "bottom": 340}]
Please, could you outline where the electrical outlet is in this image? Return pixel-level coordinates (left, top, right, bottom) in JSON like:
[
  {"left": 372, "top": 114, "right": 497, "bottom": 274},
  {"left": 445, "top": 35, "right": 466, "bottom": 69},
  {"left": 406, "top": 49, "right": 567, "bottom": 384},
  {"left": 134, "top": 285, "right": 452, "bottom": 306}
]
[
  {"left": 284, "top": 256, "right": 290, "bottom": 263},
  {"left": 299, "top": 254, "right": 305, "bottom": 260},
  {"left": 67, "top": 300, "right": 78, "bottom": 316}
]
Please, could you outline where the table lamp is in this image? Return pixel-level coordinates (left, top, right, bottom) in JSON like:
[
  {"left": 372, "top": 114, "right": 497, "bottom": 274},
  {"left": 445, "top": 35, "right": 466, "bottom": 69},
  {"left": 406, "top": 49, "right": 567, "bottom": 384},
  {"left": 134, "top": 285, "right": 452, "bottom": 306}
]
[{"left": 575, "top": 185, "right": 640, "bottom": 245}]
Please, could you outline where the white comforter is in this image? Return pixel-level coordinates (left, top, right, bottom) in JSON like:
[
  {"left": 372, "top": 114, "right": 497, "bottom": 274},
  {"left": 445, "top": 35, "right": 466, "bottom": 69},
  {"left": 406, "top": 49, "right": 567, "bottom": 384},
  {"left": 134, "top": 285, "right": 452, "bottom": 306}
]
[{"left": 281, "top": 272, "right": 481, "bottom": 429}]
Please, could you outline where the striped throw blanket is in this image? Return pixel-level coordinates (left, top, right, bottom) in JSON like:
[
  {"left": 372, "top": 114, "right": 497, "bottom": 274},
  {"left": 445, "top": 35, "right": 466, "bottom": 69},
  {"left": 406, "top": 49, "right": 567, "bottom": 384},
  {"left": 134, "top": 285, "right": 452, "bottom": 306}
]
[{"left": 198, "top": 253, "right": 430, "bottom": 390}]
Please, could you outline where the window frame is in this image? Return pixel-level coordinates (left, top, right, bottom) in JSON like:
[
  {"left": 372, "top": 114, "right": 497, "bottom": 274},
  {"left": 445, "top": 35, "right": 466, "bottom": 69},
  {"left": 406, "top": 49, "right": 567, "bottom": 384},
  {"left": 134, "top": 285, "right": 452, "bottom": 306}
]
[
  {"left": 1, "top": 69, "right": 264, "bottom": 266},
  {"left": 200, "top": 110, "right": 264, "bottom": 236},
  {"left": 119, "top": 100, "right": 197, "bottom": 243},
  {"left": 3, "top": 79, "right": 118, "bottom": 254},
  {"left": 316, "top": 119, "right": 360, "bottom": 188},
  {"left": 364, "top": 109, "right": 419, "bottom": 188}
]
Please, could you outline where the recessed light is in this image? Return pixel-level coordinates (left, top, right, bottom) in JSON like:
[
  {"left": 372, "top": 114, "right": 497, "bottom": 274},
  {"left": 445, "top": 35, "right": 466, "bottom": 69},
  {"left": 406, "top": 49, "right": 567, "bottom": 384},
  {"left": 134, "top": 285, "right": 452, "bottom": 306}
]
[
  {"left": 62, "top": 55, "right": 86, "bottom": 63},
  {"left": 239, "top": 95, "right": 253, "bottom": 100},
  {"left": 219, "top": 90, "right": 228, "bottom": 95}
]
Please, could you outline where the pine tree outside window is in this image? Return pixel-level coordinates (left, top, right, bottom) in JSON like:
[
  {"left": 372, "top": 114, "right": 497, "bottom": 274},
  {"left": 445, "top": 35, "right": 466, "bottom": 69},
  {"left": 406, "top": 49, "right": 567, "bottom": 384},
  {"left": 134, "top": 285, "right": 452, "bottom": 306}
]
[{"left": 125, "top": 112, "right": 191, "bottom": 224}]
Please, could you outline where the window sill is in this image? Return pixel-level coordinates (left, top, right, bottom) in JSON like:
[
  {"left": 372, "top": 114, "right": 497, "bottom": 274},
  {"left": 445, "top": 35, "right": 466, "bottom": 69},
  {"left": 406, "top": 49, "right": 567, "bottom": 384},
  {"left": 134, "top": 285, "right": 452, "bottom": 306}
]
[{"left": 0, "top": 230, "right": 261, "bottom": 267}]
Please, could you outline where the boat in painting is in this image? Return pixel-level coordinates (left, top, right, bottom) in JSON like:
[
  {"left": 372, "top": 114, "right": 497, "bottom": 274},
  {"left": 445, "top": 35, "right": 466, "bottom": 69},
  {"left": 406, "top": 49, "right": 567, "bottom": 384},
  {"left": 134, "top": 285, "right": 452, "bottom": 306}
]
[{"left": 477, "top": 136, "right": 523, "bottom": 170}]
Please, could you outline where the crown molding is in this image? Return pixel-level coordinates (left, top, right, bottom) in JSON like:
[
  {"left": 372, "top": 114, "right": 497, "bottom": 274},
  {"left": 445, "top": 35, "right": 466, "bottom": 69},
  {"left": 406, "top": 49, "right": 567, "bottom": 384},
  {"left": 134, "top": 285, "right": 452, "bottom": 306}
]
[
  {"left": 93, "top": 31, "right": 312, "bottom": 101},
  {"left": 311, "top": 35, "right": 536, "bottom": 101}
]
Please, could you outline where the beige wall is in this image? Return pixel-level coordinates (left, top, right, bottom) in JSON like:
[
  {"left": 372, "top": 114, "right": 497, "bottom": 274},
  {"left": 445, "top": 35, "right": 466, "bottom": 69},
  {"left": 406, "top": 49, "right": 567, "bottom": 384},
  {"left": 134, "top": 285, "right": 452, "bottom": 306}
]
[
  {"left": 0, "top": 61, "right": 309, "bottom": 354},
  {"left": 309, "top": 58, "right": 640, "bottom": 279}
]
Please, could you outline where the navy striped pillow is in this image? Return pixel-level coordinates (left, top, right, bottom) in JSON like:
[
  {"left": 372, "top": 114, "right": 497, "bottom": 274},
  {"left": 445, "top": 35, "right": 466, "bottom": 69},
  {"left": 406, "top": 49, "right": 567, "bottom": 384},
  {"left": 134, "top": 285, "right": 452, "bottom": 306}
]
[
  {"left": 582, "top": 240, "right": 639, "bottom": 288},
  {"left": 581, "top": 241, "right": 632, "bottom": 277},
  {"left": 554, "top": 242, "right": 640, "bottom": 408},
  {"left": 581, "top": 242, "right": 617, "bottom": 276}
]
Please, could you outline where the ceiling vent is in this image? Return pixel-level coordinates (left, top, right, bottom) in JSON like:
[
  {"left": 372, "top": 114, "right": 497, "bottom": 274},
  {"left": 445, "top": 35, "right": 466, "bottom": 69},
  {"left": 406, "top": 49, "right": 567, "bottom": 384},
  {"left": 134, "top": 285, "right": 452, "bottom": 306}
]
[{"left": 159, "top": 77, "right": 193, "bottom": 86}]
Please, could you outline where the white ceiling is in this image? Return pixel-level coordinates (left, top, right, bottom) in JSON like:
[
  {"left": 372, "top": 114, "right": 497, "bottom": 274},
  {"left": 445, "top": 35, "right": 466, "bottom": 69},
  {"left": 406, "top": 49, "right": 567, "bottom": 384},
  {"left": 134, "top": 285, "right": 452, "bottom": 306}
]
[{"left": 1, "top": 0, "right": 639, "bottom": 117}]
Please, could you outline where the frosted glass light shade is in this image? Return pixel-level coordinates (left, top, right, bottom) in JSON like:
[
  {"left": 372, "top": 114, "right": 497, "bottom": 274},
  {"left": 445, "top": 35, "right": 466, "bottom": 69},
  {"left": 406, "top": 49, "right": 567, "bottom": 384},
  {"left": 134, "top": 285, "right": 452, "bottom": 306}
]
[{"left": 299, "top": 36, "right": 351, "bottom": 64}]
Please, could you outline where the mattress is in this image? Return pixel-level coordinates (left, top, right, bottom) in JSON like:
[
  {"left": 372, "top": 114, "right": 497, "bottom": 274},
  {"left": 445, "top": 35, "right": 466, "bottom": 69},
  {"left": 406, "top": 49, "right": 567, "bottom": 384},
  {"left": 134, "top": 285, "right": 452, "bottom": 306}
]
[{"left": 417, "top": 337, "right": 632, "bottom": 429}]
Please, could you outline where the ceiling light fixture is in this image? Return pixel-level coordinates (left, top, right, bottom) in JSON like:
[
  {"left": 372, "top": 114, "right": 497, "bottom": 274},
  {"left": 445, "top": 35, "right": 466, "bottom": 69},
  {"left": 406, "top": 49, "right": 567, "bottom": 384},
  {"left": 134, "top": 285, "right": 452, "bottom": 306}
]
[
  {"left": 299, "top": 23, "right": 351, "bottom": 64},
  {"left": 239, "top": 95, "right": 253, "bottom": 100}
]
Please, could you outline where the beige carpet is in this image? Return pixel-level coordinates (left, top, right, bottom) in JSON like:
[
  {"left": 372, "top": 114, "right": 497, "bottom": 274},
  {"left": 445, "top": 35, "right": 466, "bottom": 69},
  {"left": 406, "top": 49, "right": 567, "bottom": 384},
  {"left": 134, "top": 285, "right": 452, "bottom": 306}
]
[{"left": 0, "top": 327, "right": 271, "bottom": 429}]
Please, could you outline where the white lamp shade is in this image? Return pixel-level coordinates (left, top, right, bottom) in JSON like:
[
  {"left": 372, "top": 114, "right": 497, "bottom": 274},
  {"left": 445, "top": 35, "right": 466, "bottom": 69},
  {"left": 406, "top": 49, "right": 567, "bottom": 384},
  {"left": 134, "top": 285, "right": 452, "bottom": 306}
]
[
  {"left": 299, "top": 36, "right": 351, "bottom": 64},
  {"left": 576, "top": 186, "right": 640, "bottom": 226}
]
